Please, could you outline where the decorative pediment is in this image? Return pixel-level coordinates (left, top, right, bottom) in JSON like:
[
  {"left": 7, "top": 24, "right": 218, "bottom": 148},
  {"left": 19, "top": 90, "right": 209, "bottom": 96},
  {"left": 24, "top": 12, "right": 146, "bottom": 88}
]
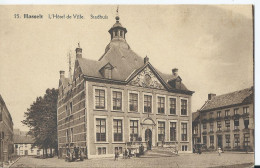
[{"left": 129, "top": 66, "right": 164, "bottom": 89}]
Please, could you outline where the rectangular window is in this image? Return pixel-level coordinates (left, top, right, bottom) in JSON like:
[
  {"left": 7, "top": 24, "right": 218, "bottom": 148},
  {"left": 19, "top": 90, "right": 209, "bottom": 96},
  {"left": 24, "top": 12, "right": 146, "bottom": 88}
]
[
  {"left": 95, "top": 89, "right": 105, "bottom": 109},
  {"left": 158, "top": 121, "right": 165, "bottom": 141},
  {"left": 169, "top": 98, "right": 176, "bottom": 115},
  {"left": 113, "top": 119, "right": 123, "bottom": 142},
  {"left": 234, "top": 108, "right": 239, "bottom": 115},
  {"left": 182, "top": 145, "right": 188, "bottom": 151},
  {"left": 225, "top": 134, "right": 230, "bottom": 147},
  {"left": 234, "top": 119, "right": 239, "bottom": 130},
  {"left": 112, "top": 91, "right": 122, "bottom": 111},
  {"left": 217, "top": 111, "right": 221, "bottom": 118},
  {"left": 70, "top": 102, "right": 73, "bottom": 114},
  {"left": 144, "top": 95, "right": 152, "bottom": 113},
  {"left": 96, "top": 118, "right": 106, "bottom": 142},
  {"left": 225, "top": 110, "right": 230, "bottom": 117},
  {"left": 209, "top": 112, "right": 213, "bottom": 118},
  {"left": 225, "top": 120, "right": 230, "bottom": 130},
  {"left": 181, "top": 123, "right": 187, "bottom": 141},
  {"left": 129, "top": 93, "right": 138, "bottom": 112},
  {"left": 244, "top": 133, "right": 250, "bottom": 147},
  {"left": 66, "top": 105, "right": 69, "bottom": 116},
  {"left": 193, "top": 125, "right": 198, "bottom": 134},
  {"left": 130, "top": 120, "right": 138, "bottom": 141},
  {"left": 244, "top": 118, "right": 249, "bottom": 129},
  {"left": 243, "top": 107, "right": 249, "bottom": 114},
  {"left": 234, "top": 134, "right": 240, "bottom": 147},
  {"left": 217, "top": 121, "right": 221, "bottom": 131},
  {"left": 203, "top": 136, "right": 207, "bottom": 145},
  {"left": 97, "top": 147, "right": 106, "bottom": 155},
  {"left": 210, "top": 135, "right": 214, "bottom": 147},
  {"left": 203, "top": 123, "right": 207, "bottom": 130},
  {"left": 181, "top": 99, "right": 187, "bottom": 115},
  {"left": 66, "top": 129, "right": 69, "bottom": 143},
  {"left": 210, "top": 122, "right": 214, "bottom": 132},
  {"left": 70, "top": 128, "right": 73, "bottom": 142},
  {"left": 170, "top": 122, "right": 177, "bottom": 141},
  {"left": 115, "top": 147, "right": 123, "bottom": 154},
  {"left": 157, "top": 96, "right": 165, "bottom": 114}
]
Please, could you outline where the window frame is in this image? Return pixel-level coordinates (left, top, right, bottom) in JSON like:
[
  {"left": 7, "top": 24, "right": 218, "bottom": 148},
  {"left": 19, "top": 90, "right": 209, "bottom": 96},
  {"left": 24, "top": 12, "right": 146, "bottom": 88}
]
[
  {"left": 93, "top": 86, "right": 107, "bottom": 110},
  {"left": 156, "top": 94, "right": 166, "bottom": 114},
  {"left": 112, "top": 117, "right": 124, "bottom": 143},
  {"left": 128, "top": 91, "right": 139, "bottom": 113},
  {"left": 168, "top": 96, "right": 177, "bottom": 115},
  {"left": 234, "top": 134, "right": 240, "bottom": 147},
  {"left": 157, "top": 120, "right": 166, "bottom": 142},
  {"left": 169, "top": 120, "right": 177, "bottom": 141},
  {"left": 180, "top": 121, "right": 188, "bottom": 142},
  {"left": 180, "top": 98, "right": 188, "bottom": 116},
  {"left": 94, "top": 116, "right": 108, "bottom": 143},
  {"left": 96, "top": 146, "right": 107, "bottom": 155},
  {"left": 243, "top": 106, "right": 249, "bottom": 114},
  {"left": 111, "top": 88, "right": 123, "bottom": 112},
  {"left": 225, "top": 134, "right": 231, "bottom": 147},
  {"left": 129, "top": 118, "right": 140, "bottom": 142},
  {"left": 143, "top": 93, "right": 153, "bottom": 114}
]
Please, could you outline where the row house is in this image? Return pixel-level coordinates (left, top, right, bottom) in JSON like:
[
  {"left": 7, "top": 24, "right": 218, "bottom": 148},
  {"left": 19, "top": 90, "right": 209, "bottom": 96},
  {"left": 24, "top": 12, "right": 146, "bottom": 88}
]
[
  {"left": 193, "top": 87, "right": 254, "bottom": 151},
  {"left": 57, "top": 14, "right": 194, "bottom": 158}
]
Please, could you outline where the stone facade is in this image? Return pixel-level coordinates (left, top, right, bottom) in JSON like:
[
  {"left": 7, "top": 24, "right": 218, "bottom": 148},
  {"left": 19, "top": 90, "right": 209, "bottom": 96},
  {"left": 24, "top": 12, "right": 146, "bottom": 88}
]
[
  {"left": 57, "top": 14, "right": 194, "bottom": 158},
  {"left": 193, "top": 87, "right": 254, "bottom": 152},
  {"left": 0, "top": 94, "right": 14, "bottom": 163}
]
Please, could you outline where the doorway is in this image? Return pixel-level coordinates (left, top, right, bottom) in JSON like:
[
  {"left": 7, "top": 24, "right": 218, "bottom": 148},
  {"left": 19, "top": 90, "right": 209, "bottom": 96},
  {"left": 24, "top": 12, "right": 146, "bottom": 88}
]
[
  {"left": 217, "top": 135, "right": 223, "bottom": 148},
  {"left": 145, "top": 129, "right": 152, "bottom": 150},
  {"left": 25, "top": 150, "right": 28, "bottom": 156}
]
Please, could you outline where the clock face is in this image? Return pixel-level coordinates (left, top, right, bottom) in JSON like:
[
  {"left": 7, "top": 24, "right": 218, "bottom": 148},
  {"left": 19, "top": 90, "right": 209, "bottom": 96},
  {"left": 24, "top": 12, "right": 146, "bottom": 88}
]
[{"left": 144, "top": 74, "right": 152, "bottom": 85}]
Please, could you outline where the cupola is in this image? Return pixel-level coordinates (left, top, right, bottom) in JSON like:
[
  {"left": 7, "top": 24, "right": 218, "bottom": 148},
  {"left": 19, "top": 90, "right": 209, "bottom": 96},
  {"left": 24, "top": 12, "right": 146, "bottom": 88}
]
[{"left": 108, "top": 14, "right": 127, "bottom": 40}]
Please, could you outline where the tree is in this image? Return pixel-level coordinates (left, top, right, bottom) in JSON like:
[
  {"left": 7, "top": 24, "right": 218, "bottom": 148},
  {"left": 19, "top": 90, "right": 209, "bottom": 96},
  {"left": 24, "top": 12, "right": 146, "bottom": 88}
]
[{"left": 22, "top": 88, "right": 58, "bottom": 157}]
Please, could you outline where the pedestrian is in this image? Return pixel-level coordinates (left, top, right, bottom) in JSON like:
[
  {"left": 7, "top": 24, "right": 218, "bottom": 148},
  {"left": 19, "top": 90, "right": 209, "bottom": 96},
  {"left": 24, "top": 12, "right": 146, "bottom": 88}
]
[
  {"left": 218, "top": 147, "right": 222, "bottom": 156},
  {"left": 114, "top": 149, "right": 118, "bottom": 161}
]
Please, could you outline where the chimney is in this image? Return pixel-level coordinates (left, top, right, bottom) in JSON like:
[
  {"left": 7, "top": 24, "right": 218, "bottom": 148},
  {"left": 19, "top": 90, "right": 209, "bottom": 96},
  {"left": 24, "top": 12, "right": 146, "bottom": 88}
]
[
  {"left": 172, "top": 68, "right": 178, "bottom": 77},
  {"left": 208, "top": 93, "right": 216, "bottom": 100},
  {"left": 75, "top": 43, "right": 82, "bottom": 59},
  {"left": 60, "top": 70, "right": 65, "bottom": 79},
  {"left": 144, "top": 56, "right": 149, "bottom": 64}
]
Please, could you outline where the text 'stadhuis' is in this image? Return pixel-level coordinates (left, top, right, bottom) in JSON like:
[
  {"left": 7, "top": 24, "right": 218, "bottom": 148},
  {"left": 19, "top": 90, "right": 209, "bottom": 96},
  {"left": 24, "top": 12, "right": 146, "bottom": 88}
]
[{"left": 57, "top": 15, "right": 194, "bottom": 158}]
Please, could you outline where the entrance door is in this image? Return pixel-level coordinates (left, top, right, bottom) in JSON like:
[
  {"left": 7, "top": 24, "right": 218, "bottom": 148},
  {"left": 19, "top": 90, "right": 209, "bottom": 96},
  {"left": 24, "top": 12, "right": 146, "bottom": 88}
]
[
  {"left": 217, "top": 135, "right": 223, "bottom": 148},
  {"left": 145, "top": 129, "right": 152, "bottom": 150},
  {"left": 25, "top": 150, "right": 28, "bottom": 156}
]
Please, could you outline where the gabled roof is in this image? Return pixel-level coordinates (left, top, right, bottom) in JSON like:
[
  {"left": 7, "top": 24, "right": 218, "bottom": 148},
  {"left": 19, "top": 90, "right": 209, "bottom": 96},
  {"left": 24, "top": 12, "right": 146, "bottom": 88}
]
[
  {"left": 200, "top": 87, "right": 254, "bottom": 112},
  {"left": 14, "top": 135, "right": 34, "bottom": 144}
]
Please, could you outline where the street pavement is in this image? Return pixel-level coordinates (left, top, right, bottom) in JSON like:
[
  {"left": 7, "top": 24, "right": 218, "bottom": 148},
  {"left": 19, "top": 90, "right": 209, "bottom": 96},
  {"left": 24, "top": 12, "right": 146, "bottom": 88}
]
[{"left": 11, "top": 152, "right": 254, "bottom": 168}]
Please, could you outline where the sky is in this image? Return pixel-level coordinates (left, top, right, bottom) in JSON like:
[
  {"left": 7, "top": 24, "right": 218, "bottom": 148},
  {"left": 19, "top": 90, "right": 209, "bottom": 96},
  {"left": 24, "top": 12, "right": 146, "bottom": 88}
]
[{"left": 0, "top": 5, "right": 253, "bottom": 131}]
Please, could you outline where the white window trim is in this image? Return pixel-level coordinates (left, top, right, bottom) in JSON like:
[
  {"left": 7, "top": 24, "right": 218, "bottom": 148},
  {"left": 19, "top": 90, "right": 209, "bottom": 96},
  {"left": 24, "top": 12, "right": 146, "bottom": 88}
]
[
  {"left": 157, "top": 119, "right": 166, "bottom": 142},
  {"left": 111, "top": 88, "right": 124, "bottom": 112},
  {"left": 168, "top": 96, "right": 178, "bottom": 115},
  {"left": 180, "top": 97, "right": 189, "bottom": 116},
  {"left": 128, "top": 118, "right": 140, "bottom": 142},
  {"left": 128, "top": 90, "right": 139, "bottom": 113},
  {"left": 93, "top": 86, "right": 107, "bottom": 111},
  {"left": 143, "top": 92, "right": 153, "bottom": 114},
  {"left": 96, "top": 146, "right": 107, "bottom": 155},
  {"left": 94, "top": 116, "right": 108, "bottom": 143},
  {"left": 112, "top": 117, "right": 124, "bottom": 143},
  {"left": 180, "top": 121, "right": 189, "bottom": 142},
  {"left": 169, "top": 120, "right": 178, "bottom": 142},
  {"left": 156, "top": 94, "right": 166, "bottom": 115}
]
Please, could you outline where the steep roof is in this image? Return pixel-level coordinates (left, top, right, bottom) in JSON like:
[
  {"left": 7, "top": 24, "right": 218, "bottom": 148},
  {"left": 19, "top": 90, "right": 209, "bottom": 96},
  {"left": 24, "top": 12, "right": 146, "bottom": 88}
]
[
  {"left": 200, "top": 87, "right": 254, "bottom": 112},
  {"left": 192, "top": 111, "right": 200, "bottom": 122},
  {"left": 14, "top": 135, "right": 34, "bottom": 144}
]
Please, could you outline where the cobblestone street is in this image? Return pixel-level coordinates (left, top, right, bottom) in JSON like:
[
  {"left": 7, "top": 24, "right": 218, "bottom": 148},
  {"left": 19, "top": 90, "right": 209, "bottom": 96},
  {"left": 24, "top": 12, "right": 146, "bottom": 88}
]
[{"left": 11, "top": 152, "right": 254, "bottom": 168}]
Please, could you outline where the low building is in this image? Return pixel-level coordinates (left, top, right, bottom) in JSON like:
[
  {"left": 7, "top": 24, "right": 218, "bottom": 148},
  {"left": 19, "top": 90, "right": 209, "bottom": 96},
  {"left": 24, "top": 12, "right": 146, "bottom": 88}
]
[
  {"left": 193, "top": 87, "right": 254, "bottom": 151},
  {"left": 0, "top": 94, "right": 14, "bottom": 163},
  {"left": 13, "top": 130, "right": 42, "bottom": 156}
]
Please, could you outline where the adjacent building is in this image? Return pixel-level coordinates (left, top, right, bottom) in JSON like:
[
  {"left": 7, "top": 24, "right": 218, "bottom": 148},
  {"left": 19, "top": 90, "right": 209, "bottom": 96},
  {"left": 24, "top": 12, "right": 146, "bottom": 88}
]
[
  {"left": 193, "top": 87, "right": 254, "bottom": 151},
  {"left": 13, "top": 129, "right": 43, "bottom": 156},
  {"left": 57, "top": 14, "right": 194, "bottom": 158},
  {"left": 0, "top": 94, "right": 14, "bottom": 163}
]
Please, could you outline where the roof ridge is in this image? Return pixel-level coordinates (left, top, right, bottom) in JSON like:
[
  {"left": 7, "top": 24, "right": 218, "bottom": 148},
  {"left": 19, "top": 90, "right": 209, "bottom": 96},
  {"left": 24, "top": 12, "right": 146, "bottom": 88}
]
[{"left": 212, "top": 87, "right": 253, "bottom": 99}]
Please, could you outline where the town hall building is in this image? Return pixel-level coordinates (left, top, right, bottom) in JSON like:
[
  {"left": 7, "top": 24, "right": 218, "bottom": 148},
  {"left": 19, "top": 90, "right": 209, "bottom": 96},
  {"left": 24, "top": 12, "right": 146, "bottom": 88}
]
[{"left": 57, "top": 14, "right": 194, "bottom": 158}]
